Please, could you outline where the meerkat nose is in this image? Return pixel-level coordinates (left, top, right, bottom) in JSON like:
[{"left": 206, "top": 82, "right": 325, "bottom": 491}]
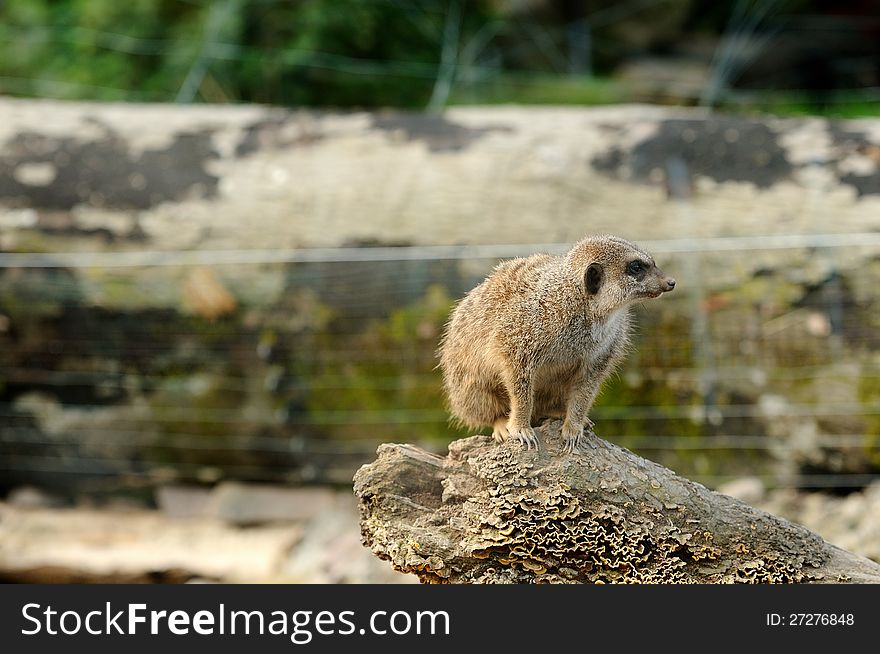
[{"left": 666, "top": 278, "right": 676, "bottom": 290}]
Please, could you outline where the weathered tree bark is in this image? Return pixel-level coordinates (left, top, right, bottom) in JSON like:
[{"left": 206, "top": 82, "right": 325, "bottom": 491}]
[{"left": 353, "top": 420, "right": 880, "bottom": 583}]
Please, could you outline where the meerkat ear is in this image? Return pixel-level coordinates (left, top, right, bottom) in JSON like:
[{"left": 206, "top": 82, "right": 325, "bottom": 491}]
[{"left": 585, "top": 263, "right": 603, "bottom": 295}]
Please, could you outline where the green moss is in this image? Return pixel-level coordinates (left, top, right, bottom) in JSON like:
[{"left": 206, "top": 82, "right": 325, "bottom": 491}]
[
  {"left": 722, "top": 97, "right": 880, "bottom": 120},
  {"left": 0, "top": 267, "right": 83, "bottom": 319},
  {"left": 858, "top": 368, "right": 880, "bottom": 467},
  {"left": 303, "top": 284, "right": 465, "bottom": 444},
  {"left": 451, "top": 73, "right": 627, "bottom": 107},
  {"left": 736, "top": 275, "right": 803, "bottom": 306},
  {"left": 6, "top": 230, "right": 52, "bottom": 253}
]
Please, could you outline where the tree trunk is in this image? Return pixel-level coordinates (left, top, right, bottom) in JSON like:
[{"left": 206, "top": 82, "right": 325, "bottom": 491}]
[{"left": 353, "top": 420, "right": 880, "bottom": 584}]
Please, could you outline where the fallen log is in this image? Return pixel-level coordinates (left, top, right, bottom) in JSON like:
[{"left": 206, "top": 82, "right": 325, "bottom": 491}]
[{"left": 353, "top": 420, "right": 880, "bottom": 583}]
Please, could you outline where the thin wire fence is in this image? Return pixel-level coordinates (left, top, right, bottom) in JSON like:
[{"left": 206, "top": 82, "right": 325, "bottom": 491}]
[
  {"left": 2, "top": 237, "right": 879, "bottom": 493},
  {"left": 0, "top": 1, "right": 878, "bottom": 495}
]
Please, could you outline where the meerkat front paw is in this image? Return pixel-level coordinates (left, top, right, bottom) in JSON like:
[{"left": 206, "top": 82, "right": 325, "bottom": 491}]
[
  {"left": 562, "top": 419, "right": 597, "bottom": 453},
  {"left": 493, "top": 417, "right": 539, "bottom": 449},
  {"left": 510, "top": 426, "right": 539, "bottom": 450}
]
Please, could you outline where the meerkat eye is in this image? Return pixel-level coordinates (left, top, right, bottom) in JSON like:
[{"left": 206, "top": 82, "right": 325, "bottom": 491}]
[{"left": 627, "top": 261, "right": 644, "bottom": 275}]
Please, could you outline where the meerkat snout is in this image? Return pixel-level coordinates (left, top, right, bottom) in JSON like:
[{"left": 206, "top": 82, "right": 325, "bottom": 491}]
[{"left": 438, "top": 234, "right": 676, "bottom": 453}]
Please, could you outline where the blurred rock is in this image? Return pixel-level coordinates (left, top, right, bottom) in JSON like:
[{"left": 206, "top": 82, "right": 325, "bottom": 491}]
[
  {"left": 616, "top": 57, "right": 709, "bottom": 101},
  {"left": 155, "top": 485, "right": 213, "bottom": 519},
  {"left": 756, "top": 481, "right": 880, "bottom": 564},
  {"left": 6, "top": 486, "right": 64, "bottom": 509},
  {"left": 0, "top": 502, "right": 299, "bottom": 582},
  {"left": 717, "top": 476, "right": 765, "bottom": 505},
  {"left": 282, "top": 494, "right": 416, "bottom": 584},
  {"left": 0, "top": 488, "right": 414, "bottom": 583},
  {"left": 207, "top": 482, "right": 337, "bottom": 526}
]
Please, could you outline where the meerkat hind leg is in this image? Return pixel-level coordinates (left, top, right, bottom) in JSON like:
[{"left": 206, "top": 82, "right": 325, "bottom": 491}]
[{"left": 492, "top": 416, "right": 510, "bottom": 443}]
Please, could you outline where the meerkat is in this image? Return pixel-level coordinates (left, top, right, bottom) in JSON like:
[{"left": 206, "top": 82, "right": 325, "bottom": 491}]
[{"left": 438, "top": 235, "right": 676, "bottom": 453}]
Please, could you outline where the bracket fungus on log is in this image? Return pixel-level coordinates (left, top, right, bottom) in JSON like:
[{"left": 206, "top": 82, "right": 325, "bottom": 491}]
[{"left": 353, "top": 420, "right": 880, "bottom": 584}]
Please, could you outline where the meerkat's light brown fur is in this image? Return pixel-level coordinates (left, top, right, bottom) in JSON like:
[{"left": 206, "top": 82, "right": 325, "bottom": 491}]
[{"left": 438, "top": 235, "right": 676, "bottom": 452}]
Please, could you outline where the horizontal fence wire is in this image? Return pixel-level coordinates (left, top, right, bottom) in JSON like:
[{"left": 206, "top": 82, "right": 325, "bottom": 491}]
[{"left": 4, "top": 232, "right": 880, "bottom": 267}]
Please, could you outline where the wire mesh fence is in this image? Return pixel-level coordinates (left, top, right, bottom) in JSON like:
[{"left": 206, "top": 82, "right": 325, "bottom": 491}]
[
  {"left": 0, "top": 1, "right": 879, "bottom": 499},
  {"left": 2, "top": 234, "right": 878, "bottom": 495}
]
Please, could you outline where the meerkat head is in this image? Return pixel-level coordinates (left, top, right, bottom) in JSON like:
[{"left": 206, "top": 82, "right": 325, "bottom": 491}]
[{"left": 566, "top": 235, "right": 676, "bottom": 314}]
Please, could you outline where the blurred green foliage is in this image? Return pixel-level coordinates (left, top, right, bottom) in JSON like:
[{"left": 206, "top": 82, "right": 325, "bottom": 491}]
[
  {"left": 0, "top": 0, "right": 498, "bottom": 106},
  {"left": 1, "top": 0, "right": 878, "bottom": 115},
  {"left": 450, "top": 73, "right": 628, "bottom": 107},
  {"left": 0, "top": 0, "right": 203, "bottom": 100}
]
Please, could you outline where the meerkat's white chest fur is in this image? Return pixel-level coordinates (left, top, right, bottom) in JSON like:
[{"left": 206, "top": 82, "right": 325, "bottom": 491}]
[{"left": 588, "top": 308, "right": 627, "bottom": 359}]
